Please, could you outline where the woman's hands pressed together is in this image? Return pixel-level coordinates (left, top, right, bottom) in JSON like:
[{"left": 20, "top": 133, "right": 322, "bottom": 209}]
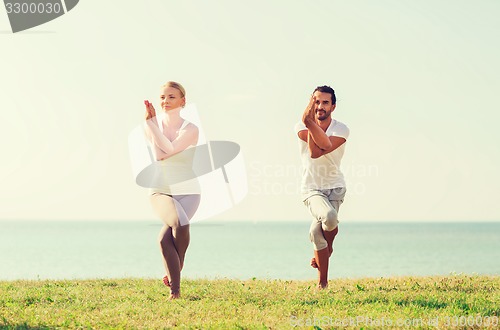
[{"left": 144, "top": 100, "right": 156, "bottom": 120}]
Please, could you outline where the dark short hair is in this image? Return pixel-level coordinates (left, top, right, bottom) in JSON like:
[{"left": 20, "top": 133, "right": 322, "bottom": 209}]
[{"left": 313, "top": 85, "right": 336, "bottom": 104}]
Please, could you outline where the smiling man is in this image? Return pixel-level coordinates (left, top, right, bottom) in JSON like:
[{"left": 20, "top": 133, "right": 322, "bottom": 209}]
[{"left": 295, "top": 85, "right": 350, "bottom": 289}]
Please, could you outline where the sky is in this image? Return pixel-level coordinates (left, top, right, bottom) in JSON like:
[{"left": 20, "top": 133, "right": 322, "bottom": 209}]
[{"left": 1, "top": 0, "right": 499, "bottom": 222}]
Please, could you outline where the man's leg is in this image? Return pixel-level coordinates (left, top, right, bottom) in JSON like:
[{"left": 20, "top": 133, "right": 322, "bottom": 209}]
[
  {"left": 323, "top": 227, "right": 338, "bottom": 257},
  {"left": 323, "top": 188, "right": 346, "bottom": 257},
  {"left": 311, "top": 226, "right": 338, "bottom": 270},
  {"left": 305, "top": 194, "right": 339, "bottom": 288},
  {"left": 314, "top": 247, "right": 330, "bottom": 289}
]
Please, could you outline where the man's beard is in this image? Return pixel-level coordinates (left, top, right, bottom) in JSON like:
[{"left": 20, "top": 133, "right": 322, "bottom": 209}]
[{"left": 316, "top": 109, "right": 331, "bottom": 121}]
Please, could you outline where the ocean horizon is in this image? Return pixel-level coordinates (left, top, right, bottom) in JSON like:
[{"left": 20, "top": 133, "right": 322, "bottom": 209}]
[{"left": 1, "top": 220, "right": 499, "bottom": 281}]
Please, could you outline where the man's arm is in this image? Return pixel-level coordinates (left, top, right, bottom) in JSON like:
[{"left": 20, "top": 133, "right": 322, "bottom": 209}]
[
  {"left": 303, "top": 119, "right": 332, "bottom": 150},
  {"left": 298, "top": 95, "right": 346, "bottom": 158},
  {"left": 302, "top": 96, "right": 330, "bottom": 148},
  {"left": 298, "top": 130, "right": 346, "bottom": 159}
]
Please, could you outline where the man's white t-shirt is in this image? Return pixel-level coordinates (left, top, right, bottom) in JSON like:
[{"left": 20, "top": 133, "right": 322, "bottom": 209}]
[{"left": 295, "top": 119, "right": 349, "bottom": 197}]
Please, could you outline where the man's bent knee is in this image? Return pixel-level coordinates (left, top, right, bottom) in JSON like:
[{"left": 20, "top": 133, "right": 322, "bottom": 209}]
[
  {"left": 310, "top": 228, "right": 328, "bottom": 251},
  {"left": 322, "top": 209, "right": 339, "bottom": 231}
]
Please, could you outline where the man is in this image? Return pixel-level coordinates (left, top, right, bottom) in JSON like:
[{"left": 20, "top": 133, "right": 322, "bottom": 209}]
[{"left": 295, "top": 85, "right": 349, "bottom": 289}]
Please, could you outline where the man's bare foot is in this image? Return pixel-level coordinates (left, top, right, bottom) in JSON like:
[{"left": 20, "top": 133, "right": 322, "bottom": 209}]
[
  {"left": 311, "top": 246, "right": 333, "bottom": 269},
  {"left": 169, "top": 292, "right": 180, "bottom": 300},
  {"left": 317, "top": 281, "right": 328, "bottom": 290},
  {"left": 162, "top": 275, "right": 171, "bottom": 287}
]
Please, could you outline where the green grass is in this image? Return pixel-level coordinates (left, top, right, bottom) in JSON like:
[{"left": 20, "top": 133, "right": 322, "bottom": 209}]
[{"left": 0, "top": 275, "right": 499, "bottom": 329}]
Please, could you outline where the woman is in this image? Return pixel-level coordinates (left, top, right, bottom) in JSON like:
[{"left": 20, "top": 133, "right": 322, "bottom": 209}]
[{"left": 143, "top": 81, "right": 200, "bottom": 299}]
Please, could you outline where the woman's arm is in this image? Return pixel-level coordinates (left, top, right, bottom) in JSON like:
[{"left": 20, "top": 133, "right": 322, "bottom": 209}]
[
  {"left": 143, "top": 100, "right": 170, "bottom": 159},
  {"left": 145, "top": 122, "right": 198, "bottom": 160},
  {"left": 144, "top": 119, "right": 174, "bottom": 155},
  {"left": 143, "top": 100, "right": 199, "bottom": 160}
]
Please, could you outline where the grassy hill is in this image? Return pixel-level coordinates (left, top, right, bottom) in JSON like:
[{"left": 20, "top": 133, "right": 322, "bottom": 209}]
[{"left": 1, "top": 275, "right": 499, "bottom": 329}]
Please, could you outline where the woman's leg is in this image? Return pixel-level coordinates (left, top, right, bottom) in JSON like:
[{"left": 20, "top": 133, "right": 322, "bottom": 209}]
[
  {"left": 150, "top": 193, "right": 183, "bottom": 298},
  {"left": 157, "top": 224, "right": 181, "bottom": 297},
  {"left": 170, "top": 194, "right": 200, "bottom": 268},
  {"left": 150, "top": 193, "right": 200, "bottom": 298}
]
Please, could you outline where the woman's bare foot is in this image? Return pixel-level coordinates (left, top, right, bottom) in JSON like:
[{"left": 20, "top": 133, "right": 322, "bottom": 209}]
[{"left": 163, "top": 275, "right": 171, "bottom": 287}]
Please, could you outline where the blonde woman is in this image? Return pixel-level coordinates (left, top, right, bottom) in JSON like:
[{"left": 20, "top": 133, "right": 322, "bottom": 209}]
[{"left": 143, "top": 81, "right": 200, "bottom": 299}]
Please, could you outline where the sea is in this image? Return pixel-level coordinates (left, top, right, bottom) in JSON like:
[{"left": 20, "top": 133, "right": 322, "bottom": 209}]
[{"left": 0, "top": 221, "right": 499, "bottom": 281}]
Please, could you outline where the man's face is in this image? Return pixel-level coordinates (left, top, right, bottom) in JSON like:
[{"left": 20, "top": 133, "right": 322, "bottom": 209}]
[{"left": 313, "top": 91, "right": 336, "bottom": 121}]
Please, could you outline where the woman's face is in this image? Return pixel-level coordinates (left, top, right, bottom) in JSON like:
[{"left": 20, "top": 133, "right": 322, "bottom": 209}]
[{"left": 160, "top": 86, "right": 185, "bottom": 111}]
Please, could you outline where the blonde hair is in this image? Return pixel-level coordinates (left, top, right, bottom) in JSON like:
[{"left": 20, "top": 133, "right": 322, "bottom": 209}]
[{"left": 163, "top": 81, "right": 186, "bottom": 98}]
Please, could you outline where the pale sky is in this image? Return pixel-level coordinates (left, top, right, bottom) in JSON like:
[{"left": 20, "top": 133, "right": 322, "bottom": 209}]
[{"left": 1, "top": 0, "right": 499, "bottom": 222}]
